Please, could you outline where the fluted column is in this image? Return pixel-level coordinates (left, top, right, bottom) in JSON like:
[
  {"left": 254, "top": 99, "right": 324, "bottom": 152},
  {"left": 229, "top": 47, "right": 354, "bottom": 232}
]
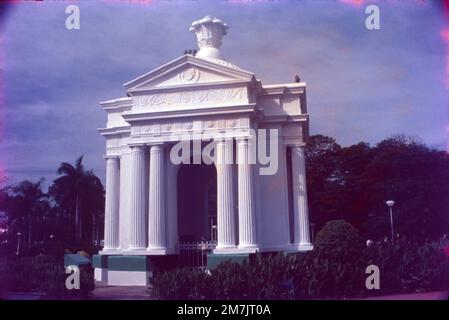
[
  {"left": 104, "top": 156, "right": 120, "bottom": 250},
  {"left": 118, "top": 153, "right": 130, "bottom": 250},
  {"left": 237, "top": 137, "right": 258, "bottom": 249},
  {"left": 128, "top": 145, "right": 146, "bottom": 250},
  {"left": 147, "top": 144, "right": 167, "bottom": 251},
  {"left": 216, "top": 138, "right": 236, "bottom": 249},
  {"left": 291, "top": 145, "right": 312, "bottom": 248}
]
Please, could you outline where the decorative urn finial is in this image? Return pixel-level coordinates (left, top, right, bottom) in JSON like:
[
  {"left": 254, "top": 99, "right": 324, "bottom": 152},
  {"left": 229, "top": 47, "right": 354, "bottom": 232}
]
[{"left": 189, "top": 15, "right": 228, "bottom": 60}]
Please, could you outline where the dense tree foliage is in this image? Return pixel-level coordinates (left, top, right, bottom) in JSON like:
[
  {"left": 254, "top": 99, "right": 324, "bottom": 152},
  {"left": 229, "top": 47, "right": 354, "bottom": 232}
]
[
  {"left": 49, "top": 156, "right": 104, "bottom": 243},
  {"left": 0, "top": 179, "right": 51, "bottom": 248},
  {"left": 305, "top": 134, "right": 449, "bottom": 241},
  {"left": 0, "top": 157, "right": 104, "bottom": 252}
]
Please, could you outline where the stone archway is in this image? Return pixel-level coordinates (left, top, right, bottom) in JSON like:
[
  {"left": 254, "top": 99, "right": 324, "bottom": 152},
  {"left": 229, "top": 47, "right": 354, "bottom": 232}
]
[{"left": 177, "top": 162, "right": 217, "bottom": 242}]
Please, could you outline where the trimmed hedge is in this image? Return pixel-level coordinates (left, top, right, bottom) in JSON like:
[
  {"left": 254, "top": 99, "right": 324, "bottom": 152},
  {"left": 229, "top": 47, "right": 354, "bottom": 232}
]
[{"left": 151, "top": 220, "right": 449, "bottom": 300}]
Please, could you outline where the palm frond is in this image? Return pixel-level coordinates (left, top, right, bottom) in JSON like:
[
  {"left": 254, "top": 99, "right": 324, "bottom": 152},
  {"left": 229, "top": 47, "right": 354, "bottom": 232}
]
[
  {"left": 75, "top": 156, "right": 84, "bottom": 172},
  {"left": 57, "top": 162, "right": 76, "bottom": 176}
]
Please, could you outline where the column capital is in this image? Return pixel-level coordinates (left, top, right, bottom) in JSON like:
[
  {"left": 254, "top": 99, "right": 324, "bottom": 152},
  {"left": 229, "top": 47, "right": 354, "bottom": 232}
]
[
  {"left": 235, "top": 136, "right": 255, "bottom": 144},
  {"left": 290, "top": 145, "right": 306, "bottom": 158},
  {"left": 289, "top": 143, "right": 306, "bottom": 150},
  {"left": 147, "top": 142, "right": 166, "bottom": 149},
  {"left": 118, "top": 152, "right": 130, "bottom": 159},
  {"left": 128, "top": 143, "right": 146, "bottom": 150},
  {"left": 216, "top": 137, "right": 233, "bottom": 144},
  {"left": 103, "top": 155, "right": 120, "bottom": 160}
]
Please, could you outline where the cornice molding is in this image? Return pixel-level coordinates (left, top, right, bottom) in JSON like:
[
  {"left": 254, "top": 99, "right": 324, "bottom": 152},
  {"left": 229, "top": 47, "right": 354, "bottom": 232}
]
[
  {"left": 128, "top": 79, "right": 251, "bottom": 95},
  {"left": 260, "top": 83, "right": 306, "bottom": 96},
  {"left": 260, "top": 114, "right": 309, "bottom": 124},
  {"left": 124, "top": 55, "right": 255, "bottom": 92},
  {"left": 122, "top": 104, "right": 257, "bottom": 122},
  {"left": 100, "top": 97, "right": 132, "bottom": 111},
  {"left": 98, "top": 126, "right": 131, "bottom": 136}
]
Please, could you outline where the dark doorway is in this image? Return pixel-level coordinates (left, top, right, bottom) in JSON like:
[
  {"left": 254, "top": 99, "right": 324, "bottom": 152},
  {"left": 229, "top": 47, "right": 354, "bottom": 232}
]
[{"left": 177, "top": 163, "right": 217, "bottom": 242}]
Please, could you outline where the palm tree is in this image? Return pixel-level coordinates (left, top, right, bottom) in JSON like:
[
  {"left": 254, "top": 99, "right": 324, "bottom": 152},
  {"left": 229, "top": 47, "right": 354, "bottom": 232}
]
[
  {"left": 49, "top": 156, "right": 104, "bottom": 243},
  {"left": 3, "top": 179, "right": 48, "bottom": 248}
]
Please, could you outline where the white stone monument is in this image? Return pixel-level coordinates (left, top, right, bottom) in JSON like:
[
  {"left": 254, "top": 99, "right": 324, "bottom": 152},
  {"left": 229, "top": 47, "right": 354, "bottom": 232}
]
[{"left": 94, "top": 16, "right": 312, "bottom": 286}]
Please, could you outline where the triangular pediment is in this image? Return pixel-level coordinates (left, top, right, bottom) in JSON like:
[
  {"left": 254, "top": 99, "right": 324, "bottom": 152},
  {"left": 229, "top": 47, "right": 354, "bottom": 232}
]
[{"left": 124, "top": 55, "right": 255, "bottom": 93}]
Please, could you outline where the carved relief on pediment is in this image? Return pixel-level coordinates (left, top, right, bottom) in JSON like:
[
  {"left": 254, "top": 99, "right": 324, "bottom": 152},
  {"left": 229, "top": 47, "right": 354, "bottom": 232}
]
[{"left": 178, "top": 67, "right": 200, "bottom": 84}]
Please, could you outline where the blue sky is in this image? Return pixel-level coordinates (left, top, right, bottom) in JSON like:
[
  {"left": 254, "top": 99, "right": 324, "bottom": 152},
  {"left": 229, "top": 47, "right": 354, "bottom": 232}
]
[{"left": 0, "top": 0, "right": 448, "bottom": 186}]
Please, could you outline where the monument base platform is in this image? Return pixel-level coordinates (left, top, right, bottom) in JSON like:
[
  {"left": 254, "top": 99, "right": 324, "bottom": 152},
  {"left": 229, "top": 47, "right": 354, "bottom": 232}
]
[{"left": 93, "top": 254, "right": 177, "bottom": 286}]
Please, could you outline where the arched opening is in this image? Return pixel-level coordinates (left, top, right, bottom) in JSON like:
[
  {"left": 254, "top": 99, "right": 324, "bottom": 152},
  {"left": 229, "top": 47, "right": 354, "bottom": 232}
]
[{"left": 177, "top": 162, "right": 217, "bottom": 242}]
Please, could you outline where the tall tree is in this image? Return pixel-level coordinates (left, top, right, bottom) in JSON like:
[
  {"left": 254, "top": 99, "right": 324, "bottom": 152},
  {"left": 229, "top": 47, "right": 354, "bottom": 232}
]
[
  {"left": 305, "top": 135, "right": 343, "bottom": 229},
  {"left": 49, "top": 156, "right": 104, "bottom": 243},
  {"left": 305, "top": 134, "right": 449, "bottom": 241},
  {"left": 360, "top": 135, "right": 449, "bottom": 240},
  {"left": 0, "top": 179, "right": 49, "bottom": 248}
]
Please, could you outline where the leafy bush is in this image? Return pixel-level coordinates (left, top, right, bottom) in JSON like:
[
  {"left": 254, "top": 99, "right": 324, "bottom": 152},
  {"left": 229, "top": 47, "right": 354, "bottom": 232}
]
[
  {"left": 365, "top": 239, "right": 449, "bottom": 295},
  {"left": 242, "top": 254, "right": 298, "bottom": 299},
  {"left": 150, "top": 267, "right": 211, "bottom": 299},
  {"left": 150, "top": 221, "right": 449, "bottom": 300},
  {"left": 151, "top": 254, "right": 300, "bottom": 300},
  {"left": 207, "top": 260, "right": 247, "bottom": 299},
  {"left": 210, "top": 254, "right": 300, "bottom": 299},
  {"left": 2, "top": 254, "right": 94, "bottom": 297},
  {"left": 304, "top": 220, "right": 365, "bottom": 298}
]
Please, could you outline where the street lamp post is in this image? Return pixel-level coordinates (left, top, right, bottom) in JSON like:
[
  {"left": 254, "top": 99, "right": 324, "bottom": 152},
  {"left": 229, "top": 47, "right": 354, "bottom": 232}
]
[
  {"left": 386, "top": 200, "right": 395, "bottom": 244},
  {"left": 16, "top": 232, "right": 21, "bottom": 256},
  {"left": 310, "top": 223, "right": 315, "bottom": 243}
]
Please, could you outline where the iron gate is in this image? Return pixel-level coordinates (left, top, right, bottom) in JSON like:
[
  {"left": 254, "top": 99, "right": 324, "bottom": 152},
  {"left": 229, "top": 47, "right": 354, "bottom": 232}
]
[{"left": 178, "top": 241, "right": 216, "bottom": 269}]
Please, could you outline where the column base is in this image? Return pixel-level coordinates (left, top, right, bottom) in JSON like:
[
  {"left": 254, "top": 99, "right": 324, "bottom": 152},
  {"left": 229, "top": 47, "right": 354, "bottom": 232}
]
[
  {"left": 99, "top": 249, "right": 134, "bottom": 255},
  {"left": 126, "top": 246, "right": 147, "bottom": 251},
  {"left": 258, "top": 244, "right": 293, "bottom": 252},
  {"left": 237, "top": 244, "right": 259, "bottom": 254},
  {"left": 290, "top": 242, "right": 314, "bottom": 252},
  {"left": 146, "top": 247, "right": 170, "bottom": 255},
  {"left": 100, "top": 248, "right": 176, "bottom": 255},
  {"left": 213, "top": 245, "right": 242, "bottom": 255},
  {"left": 100, "top": 247, "right": 119, "bottom": 253}
]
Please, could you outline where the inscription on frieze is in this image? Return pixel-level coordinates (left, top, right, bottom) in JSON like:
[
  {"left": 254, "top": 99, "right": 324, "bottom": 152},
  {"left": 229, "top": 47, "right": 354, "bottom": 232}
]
[{"left": 134, "top": 87, "right": 246, "bottom": 108}]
